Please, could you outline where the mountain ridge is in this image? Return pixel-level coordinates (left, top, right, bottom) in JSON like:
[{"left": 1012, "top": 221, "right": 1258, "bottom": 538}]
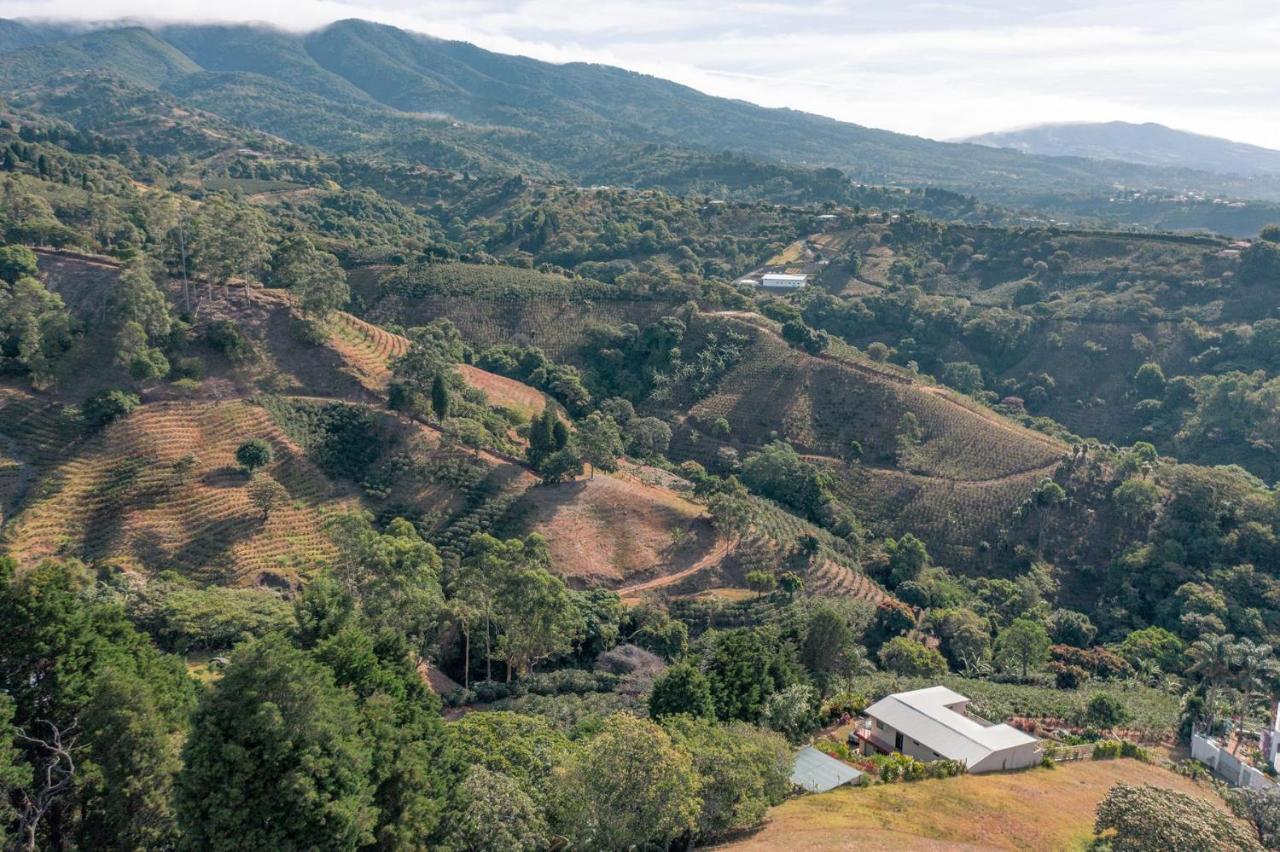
[
  {"left": 965, "top": 120, "right": 1280, "bottom": 177},
  {"left": 2, "top": 17, "right": 1280, "bottom": 218}
]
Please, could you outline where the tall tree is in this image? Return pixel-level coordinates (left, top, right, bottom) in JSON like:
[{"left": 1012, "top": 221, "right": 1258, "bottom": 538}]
[
  {"left": 551, "top": 714, "right": 700, "bottom": 851},
  {"left": 177, "top": 634, "right": 377, "bottom": 851},
  {"left": 496, "top": 552, "right": 584, "bottom": 680},
  {"left": 1188, "top": 634, "right": 1241, "bottom": 735},
  {"left": 576, "top": 411, "right": 623, "bottom": 478},
  {"left": 269, "top": 234, "right": 349, "bottom": 318},
  {"left": 993, "top": 617, "right": 1052, "bottom": 679},
  {"left": 1232, "top": 639, "right": 1276, "bottom": 754},
  {"left": 649, "top": 663, "right": 716, "bottom": 721},
  {"left": 191, "top": 196, "right": 271, "bottom": 304}
]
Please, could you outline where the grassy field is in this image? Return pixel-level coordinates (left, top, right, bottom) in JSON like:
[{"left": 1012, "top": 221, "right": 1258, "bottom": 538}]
[{"left": 720, "top": 759, "right": 1238, "bottom": 851}]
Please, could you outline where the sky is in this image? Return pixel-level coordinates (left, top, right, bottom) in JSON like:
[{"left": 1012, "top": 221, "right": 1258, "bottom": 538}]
[{"left": 4, "top": 0, "right": 1280, "bottom": 149}]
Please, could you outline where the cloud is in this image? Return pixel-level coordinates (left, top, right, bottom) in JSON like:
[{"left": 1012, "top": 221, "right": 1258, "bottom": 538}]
[{"left": 4, "top": 0, "right": 1279, "bottom": 148}]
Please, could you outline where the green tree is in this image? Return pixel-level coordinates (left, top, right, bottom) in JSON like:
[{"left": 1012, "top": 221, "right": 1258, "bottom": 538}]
[
  {"left": 106, "top": 260, "right": 171, "bottom": 342},
  {"left": 0, "top": 559, "right": 195, "bottom": 851},
  {"left": 444, "top": 712, "right": 569, "bottom": 804},
  {"left": 927, "top": 607, "right": 992, "bottom": 670},
  {"left": 576, "top": 412, "right": 623, "bottom": 478},
  {"left": 801, "top": 605, "right": 857, "bottom": 679},
  {"left": 745, "top": 569, "right": 778, "bottom": 596},
  {"left": 649, "top": 663, "right": 716, "bottom": 721},
  {"left": 431, "top": 373, "right": 451, "bottom": 421},
  {"left": 246, "top": 475, "right": 288, "bottom": 519},
  {"left": 1113, "top": 626, "right": 1186, "bottom": 673},
  {"left": 0, "top": 695, "right": 29, "bottom": 848},
  {"left": 327, "top": 513, "right": 444, "bottom": 645},
  {"left": 269, "top": 234, "right": 349, "bottom": 318},
  {"left": 760, "top": 683, "right": 820, "bottom": 742},
  {"left": 704, "top": 628, "right": 800, "bottom": 722},
  {"left": 81, "top": 388, "right": 139, "bottom": 430},
  {"left": 886, "top": 533, "right": 929, "bottom": 587},
  {"left": 177, "top": 634, "right": 377, "bottom": 851},
  {"left": 1047, "top": 609, "right": 1097, "bottom": 648},
  {"left": 0, "top": 244, "right": 38, "bottom": 282},
  {"left": 536, "top": 447, "right": 583, "bottom": 483},
  {"left": 496, "top": 552, "right": 584, "bottom": 679},
  {"left": 191, "top": 196, "right": 272, "bottom": 302},
  {"left": 1187, "top": 634, "right": 1240, "bottom": 733},
  {"left": 0, "top": 272, "right": 71, "bottom": 387},
  {"left": 663, "top": 716, "right": 791, "bottom": 840},
  {"left": 1134, "top": 361, "right": 1166, "bottom": 400},
  {"left": 235, "top": 438, "right": 273, "bottom": 474},
  {"left": 390, "top": 320, "right": 464, "bottom": 415},
  {"left": 878, "top": 636, "right": 948, "bottom": 677},
  {"left": 441, "top": 766, "right": 548, "bottom": 852},
  {"left": 994, "top": 617, "right": 1052, "bottom": 679},
  {"left": 1231, "top": 639, "right": 1277, "bottom": 754},
  {"left": 1081, "top": 693, "right": 1133, "bottom": 730},
  {"left": 551, "top": 714, "right": 701, "bottom": 851}
]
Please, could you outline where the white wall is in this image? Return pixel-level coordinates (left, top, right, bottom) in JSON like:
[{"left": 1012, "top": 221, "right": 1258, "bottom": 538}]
[
  {"left": 1192, "top": 733, "right": 1276, "bottom": 790},
  {"left": 969, "top": 742, "right": 1041, "bottom": 773}
]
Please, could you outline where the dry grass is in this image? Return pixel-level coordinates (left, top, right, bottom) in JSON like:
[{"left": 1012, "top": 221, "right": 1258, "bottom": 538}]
[
  {"left": 719, "top": 759, "right": 1240, "bottom": 852},
  {"left": 510, "top": 470, "right": 726, "bottom": 586}
]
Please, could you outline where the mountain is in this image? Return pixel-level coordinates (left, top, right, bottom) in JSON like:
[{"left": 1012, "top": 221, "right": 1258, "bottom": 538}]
[
  {"left": 2, "top": 18, "right": 1280, "bottom": 223},
  {"left": 965, "top": 121, "right": 1280, "bottom": 177}
]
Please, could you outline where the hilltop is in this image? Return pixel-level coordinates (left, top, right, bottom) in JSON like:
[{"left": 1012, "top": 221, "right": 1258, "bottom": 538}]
[{"left": 967, "top": 121, "right": 1280, "bottom": 177}]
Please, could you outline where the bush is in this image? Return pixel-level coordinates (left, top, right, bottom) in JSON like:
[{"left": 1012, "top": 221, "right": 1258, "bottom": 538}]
[
  {"left": 235, "top": 439, "right": 273, "bottom": 473},
  {"left": 878, "top": 637, "right": 948, "bottom": 677},
  {"left": 1092, "top": 739, "right": 1149, "bottom": 761},
  {"left": 205, "top": 319, "right": 249, "bottom": 360},
  {"left": 1080, "top": 693, "right": 1133, "bottom": 729},
  {"left": 82, "top": 388, "right": 140, "bottom": 430}
]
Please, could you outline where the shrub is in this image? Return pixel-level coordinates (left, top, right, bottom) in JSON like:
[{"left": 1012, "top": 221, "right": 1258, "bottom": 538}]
[
  {"left": 235, "top": 439, "right": 273, "bottom": 473},
  {"left": 878, "top": 637, "right": 948, "bottom": 677},
  {"left": 205, "top": 319, "right": 249, "bottom": 360},
  {"left": 82, "top": 388, "right": 139, "bottom": 430},
  {"left": 1094, "top": 783, "right": 1262, "bottom": 850},
  {"left": 1092, "top": 739, "right": 1148, "bottom": 761},
  {"left": 1080, "top": 693, "right": 1133, "bottom": 730}
]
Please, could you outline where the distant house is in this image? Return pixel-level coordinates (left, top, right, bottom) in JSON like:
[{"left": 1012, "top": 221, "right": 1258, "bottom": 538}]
[
  {"left": 760, "top": 273, "right": 808, "bottom": 290},
  {"left": 855, "top": 686, "right": 1040, "bottom": 773},
  {"left": 790, "top": 745, "right": 864, "bottom": 793}
]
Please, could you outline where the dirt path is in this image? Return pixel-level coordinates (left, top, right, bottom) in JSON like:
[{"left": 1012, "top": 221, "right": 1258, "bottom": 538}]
[
  {"left": 800, "top": 454, "right": 1061, "bottom": 486},
  {"left": 617, "top": 535, "right": 738, "bottom": 597}
]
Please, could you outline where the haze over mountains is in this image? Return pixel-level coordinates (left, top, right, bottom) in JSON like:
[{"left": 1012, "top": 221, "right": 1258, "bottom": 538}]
[
  {"left": 1, "top": 17, "right": 1279, "bottom": 235},
  {"left": 966, "top": 121, "right": 1280, "bottom": 177}
]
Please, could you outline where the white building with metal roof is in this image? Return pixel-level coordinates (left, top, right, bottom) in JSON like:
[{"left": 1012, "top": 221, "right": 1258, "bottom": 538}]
[
  {"left": 856, "top": 686, "right": 1040, "bottom": 773},
  {"left": 790, "top": 745, "right": 864, "bottom": 793},
  {"left": 760, "top": 273, "right": 808, "bottom": 289}
]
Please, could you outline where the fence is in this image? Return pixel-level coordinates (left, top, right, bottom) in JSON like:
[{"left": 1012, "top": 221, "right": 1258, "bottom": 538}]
[{"left": 1191, "top": 733, "right": 1276, "bottom": 790}]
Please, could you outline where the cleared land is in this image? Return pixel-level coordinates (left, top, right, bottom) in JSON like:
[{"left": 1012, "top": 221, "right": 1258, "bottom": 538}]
[{"left": 720, "top": 759, "right": 1240, "bottom": 851}]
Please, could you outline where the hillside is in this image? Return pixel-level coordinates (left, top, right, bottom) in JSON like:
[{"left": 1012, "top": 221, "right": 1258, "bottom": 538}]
[
  {"left": 2, "top": 19, "right": 1280, "bottom": 228},
  {"left": 967, "top": 121, "right": 1280, "bottom": 176},
  {"left": 5, "top": 252, "right": 906, "bottom": 605},
  {"left": 726, "top": 759, "right": 1244, "bottom": 851}
]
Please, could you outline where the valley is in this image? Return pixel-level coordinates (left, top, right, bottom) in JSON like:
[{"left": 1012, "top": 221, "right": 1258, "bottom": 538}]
[{"left": 0, "top": 13, "right": 1277, "bottom": 852}]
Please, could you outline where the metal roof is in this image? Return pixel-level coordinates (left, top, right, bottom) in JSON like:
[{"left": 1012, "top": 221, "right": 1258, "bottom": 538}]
[
  {"left": 863, "top": 686, "right": 1037, "bottom": 766},
  {"left": 761, "top": 273, "right": 808, "bottom": 281},
  {"left": 790, "top": 745, "right": 864, "bottom": 793}
]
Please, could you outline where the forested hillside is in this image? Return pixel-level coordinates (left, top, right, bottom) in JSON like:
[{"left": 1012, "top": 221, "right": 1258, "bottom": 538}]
[
  {"left": 0, "top": 19, "right": 1279, "bottom": 233},
  {"left": 0, "top": 16, "right": 1279, "bottom": 852}
]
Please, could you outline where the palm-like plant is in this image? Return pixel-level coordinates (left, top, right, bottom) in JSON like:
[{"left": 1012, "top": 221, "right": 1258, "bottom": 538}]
[
  {"left": 1231, "top": 639, "right": 1278, "bottom": 754},
  {"left": 1187, "top": 633, "right": 1240, "bottom": 735}
]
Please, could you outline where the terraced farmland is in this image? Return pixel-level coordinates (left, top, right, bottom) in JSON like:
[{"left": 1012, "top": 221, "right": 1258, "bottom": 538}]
[
  {"left": 686, "top": 313, "right": 1063, "bottom": 481},
  {"left": 2, "top": 400, "right": 355, "bottom": 586}
]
